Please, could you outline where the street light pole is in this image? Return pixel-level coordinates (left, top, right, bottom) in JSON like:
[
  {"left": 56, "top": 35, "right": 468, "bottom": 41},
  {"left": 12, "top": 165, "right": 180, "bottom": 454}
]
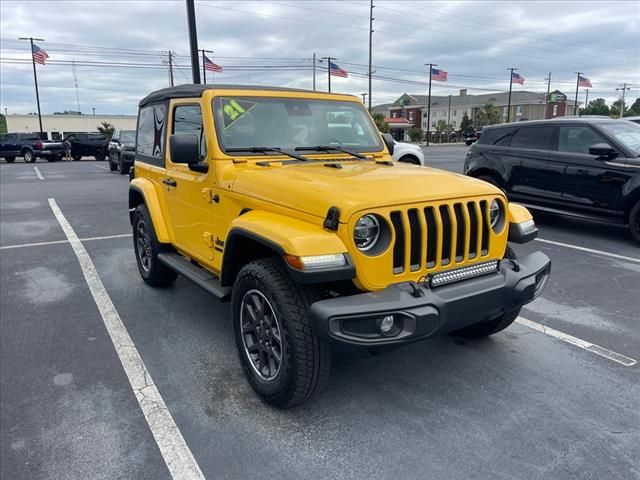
[
  {"left": 616, "top": 83, "right": 630, "bottom": 119},
  {"left": 447, "top": 94, "right": 452, "bottom": 143},
  {"left": 506, "top": 67, "right": 517, "bottom": 123},
  {"left": 544, "top": 72, "right": 552, "bottom": 118},
  {"left": 368, "top": 0, "right": 374, "bottom": 111},
  {"left": 424, "top": 63, "right": 436, "bottom": 146},
  {"left": 312, "top": 52, "right": 316, "bottom": 91},
  {"left": 583, "top": 89, "right": 589, "bottom": 116},
  {"left": 185, "top": 0, "right": 201, "bottom": 84},
  {"left": 361, "top": 93, "right": 367, "bottom": 104},
  {"left": 19, "top": 37, "right": 45, "bottom": 134}
]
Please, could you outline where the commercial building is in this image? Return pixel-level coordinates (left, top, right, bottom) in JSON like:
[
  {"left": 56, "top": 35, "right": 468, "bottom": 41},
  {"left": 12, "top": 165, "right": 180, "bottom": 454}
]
[
  {"left": 381, "top": 89, "right": 578, "bottom": 140},
  {"left": 4, "top": 114, "right": 137, "bottom": 140}
]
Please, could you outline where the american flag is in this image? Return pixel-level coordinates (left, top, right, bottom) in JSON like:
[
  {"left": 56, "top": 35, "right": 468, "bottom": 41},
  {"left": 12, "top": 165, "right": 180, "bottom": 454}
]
[
  {"left": 329, "top": 61, "right": 348, "bottom": 78},
  {"left": 578, "top": 75, "right": 592, "bottom": 88},
  {"left": 431, "top": 68, "right": 448, "bottom": 81},
  {"left": 32, "top": 43, "right": 49, "bottom": 65},
  {"left": 204, "top": 55, "right": 223, "bottom": 73},
  {"left": 511, "top": 71, "right": 525, "bottom": 85}
]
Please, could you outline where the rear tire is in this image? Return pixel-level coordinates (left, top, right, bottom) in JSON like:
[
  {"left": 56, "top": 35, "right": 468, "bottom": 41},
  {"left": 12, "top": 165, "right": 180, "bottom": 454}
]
[
  {"left": 232, "top": 258, "right": 331, "bottom": 408},
  {"left": 629, "top": 201, "right": 640, "bottom": 245},
  {"left": 94, "top": 150, "right": 106, "bottom": 162},
  {"left": 132, "top": 204, "right": 177, "bottom": 287},
  {"left": 23, "top": 150, "right": 35, "bottom": 163},
  {"left": 4, "top": 157, "right": 16, "bottom": 163},
  {"left": 451, "top": 246, "right": 521, "bottom": 338}
]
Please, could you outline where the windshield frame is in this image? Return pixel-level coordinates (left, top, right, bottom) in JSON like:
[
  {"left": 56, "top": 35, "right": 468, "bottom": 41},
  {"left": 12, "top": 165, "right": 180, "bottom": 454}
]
[{"left": 211, "top": 95, "right": 384, "bottom": 157}]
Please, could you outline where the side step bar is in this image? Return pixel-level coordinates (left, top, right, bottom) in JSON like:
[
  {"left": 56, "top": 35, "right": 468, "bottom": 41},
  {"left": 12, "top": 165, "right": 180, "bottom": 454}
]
[{"left": 157, "top": 252, "right": 231, "bottom": 301}]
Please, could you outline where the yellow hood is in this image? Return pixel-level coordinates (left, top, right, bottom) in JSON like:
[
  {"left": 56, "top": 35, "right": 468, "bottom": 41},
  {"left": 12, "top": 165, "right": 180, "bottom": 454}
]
[{"left": 232, "top": 161, "right": 501, "bottom": 221}]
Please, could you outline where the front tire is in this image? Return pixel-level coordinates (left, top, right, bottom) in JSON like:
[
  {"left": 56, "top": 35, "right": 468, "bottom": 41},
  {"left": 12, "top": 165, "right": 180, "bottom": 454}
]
[
  {"left": 132, "top": 204, "right": 177, "bottom": 287},
  {"left": 94, "top": 150, "right": 106, "bottom": 162},
  {"left": 452, "top": 246, "right": 521, "bottom": 338},
  {"left": 232, "top": 258, "right": 331, "bottom": 408},
  {"left": 398, "top": 155, "right": 421, "bottom": 165},
  {"left": 629, "top": 201, "right": 640, "bottom": 245},
  {"left": 119, "top": 156, "right": 130, "bottom": 175},
  {"left": 23, "top": 150, "right": 35, "bottom": 163}
]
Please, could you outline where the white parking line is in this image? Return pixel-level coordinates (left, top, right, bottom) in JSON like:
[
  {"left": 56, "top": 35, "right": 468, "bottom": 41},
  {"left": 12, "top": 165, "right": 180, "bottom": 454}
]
[
  {"left": 516, "top": 317, "right": 637, "bottom": 367},
  {"left": 33, "top": 166, "right": 44, "bottom": 180},
  {"left": 48, "top": 198, "right": 204, "bottom": 480},
  {"left": 535, "top": 238, "right": 640, "bottom": 264},
  {"left": 94, "top": 164, "right": 109, "bottom": 171},
  {"left": 0, "top": 233, "right": 132, "bottom": 250}
]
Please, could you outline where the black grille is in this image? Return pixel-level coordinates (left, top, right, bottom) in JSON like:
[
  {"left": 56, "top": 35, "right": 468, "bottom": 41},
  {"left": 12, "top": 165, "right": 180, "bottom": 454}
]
[
  {"left": 479, "top": 200, "right": 490, "bottom": 254},
  {"left": 439, "top": 205, "right": 452, "bottom": 265},
  {"left": 408, "top": 209, "right": 421, "bottom": 271},
  {"left": 454, "top": 203, "right": 465, "bottom": 262},
  {"left": 390, "top": 211, "right": 404, "bottom": 274},
  {"left": 467, "top": 202, "right": 478, "bottom": 259},
  {"left": 425, "top": 207, "right": 437, "bottom": 268}
]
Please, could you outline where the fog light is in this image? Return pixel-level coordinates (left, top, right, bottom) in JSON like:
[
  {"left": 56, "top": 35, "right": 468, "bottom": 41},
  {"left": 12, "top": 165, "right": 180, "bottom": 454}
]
[{"left": 378, "top": 315, "right": 395, "bottom": 335}]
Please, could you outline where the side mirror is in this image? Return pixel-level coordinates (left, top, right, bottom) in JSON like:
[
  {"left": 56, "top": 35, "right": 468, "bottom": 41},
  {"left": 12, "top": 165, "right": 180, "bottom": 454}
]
[
  {"left": 170, "top": 134, "right": 200, "bottom": 164},
  {"left": 381, "top": 133, "right": 395, "bottom": 155},
  {"left": 588, "top": 143, "right": 617, "bottom": 159}
]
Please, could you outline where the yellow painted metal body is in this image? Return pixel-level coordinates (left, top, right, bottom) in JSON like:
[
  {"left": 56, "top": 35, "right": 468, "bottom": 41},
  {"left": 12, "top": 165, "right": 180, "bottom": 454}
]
[{"left": 133, "top": 87, "right": 531, "bottom": 291}]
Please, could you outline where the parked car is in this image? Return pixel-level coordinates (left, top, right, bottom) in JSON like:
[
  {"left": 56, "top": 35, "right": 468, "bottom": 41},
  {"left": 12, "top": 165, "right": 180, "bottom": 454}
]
[
  {"left": 463, "top": 131, "right": 479, "bottom": 146},
  {"left": 464, "top": 118, "right": 640, "bottom": 243},
  {"left": 64, "top": 133, "right": 109, "bottom": 161},
  {"left": 108, "top": 129, "right": 136, "bottom": 174},
  {"left": 0, "top": 132, "right": 64, "bottom": 163},
  {"left": 625, "top": 116, "right": 640, "bottom": 125},
  {"left": 390, "top": 140, "right": 426, "bottom": 165},
  {"left": 128, "top": 84, "right": 550, "bottom": 408}
]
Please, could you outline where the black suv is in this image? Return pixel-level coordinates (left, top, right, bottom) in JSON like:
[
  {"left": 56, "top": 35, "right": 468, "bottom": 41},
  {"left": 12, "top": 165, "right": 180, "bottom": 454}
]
[
  {"left": 464, "top": 118, "right": 640, "bottom": 243},
  {"left": 107, "top": 129, "right": 136, "bottom": 174},
  {"left": 64, "top": 133, "right": 109, "bottom": 161}
]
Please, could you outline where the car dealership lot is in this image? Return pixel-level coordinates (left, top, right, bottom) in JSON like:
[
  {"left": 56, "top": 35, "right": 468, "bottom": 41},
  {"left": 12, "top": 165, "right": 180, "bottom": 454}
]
[{"left": 1, "top": 156, "right": 639, "bottom": 479}]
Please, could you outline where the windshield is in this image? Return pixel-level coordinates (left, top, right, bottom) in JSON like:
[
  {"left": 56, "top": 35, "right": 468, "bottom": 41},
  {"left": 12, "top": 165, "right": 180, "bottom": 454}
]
[
  {"left": 597, "top": 121, "right": 640, "bottom": 155},
  {"left": 212, "top": 96, "right": 383, "bottom": 154},
  {"left": 120, "top": 131, "right": 136, "bottom": 143}
]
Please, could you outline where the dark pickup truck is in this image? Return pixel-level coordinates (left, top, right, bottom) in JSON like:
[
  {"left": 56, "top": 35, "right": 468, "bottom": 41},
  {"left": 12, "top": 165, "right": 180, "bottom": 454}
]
[
  {"left": 0, "top": 132, "right": 64, "bottom": 163},
  {"left": 64, "top": 133, "right": 109, "bottom": 161}
]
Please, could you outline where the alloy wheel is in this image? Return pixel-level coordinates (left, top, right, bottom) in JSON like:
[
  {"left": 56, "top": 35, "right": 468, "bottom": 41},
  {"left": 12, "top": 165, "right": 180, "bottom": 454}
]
[{"left": 136, "top": 219, "right": 152, "bottom": 272}]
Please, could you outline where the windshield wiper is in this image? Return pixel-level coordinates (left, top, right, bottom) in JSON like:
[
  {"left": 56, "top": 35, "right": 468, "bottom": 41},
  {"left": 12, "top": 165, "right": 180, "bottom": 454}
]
[
  {"left": 225, "top": 147, "right": 309, "bottom": 162},
  {"left": 294, "top": 145, "right": 368, "bottom": 160}
]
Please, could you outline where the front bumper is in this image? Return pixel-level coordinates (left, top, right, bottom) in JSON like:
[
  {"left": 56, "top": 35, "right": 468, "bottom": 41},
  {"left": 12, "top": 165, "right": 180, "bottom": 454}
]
[{"left": 309, "top": 251, "right": 551, "bottom": 345}]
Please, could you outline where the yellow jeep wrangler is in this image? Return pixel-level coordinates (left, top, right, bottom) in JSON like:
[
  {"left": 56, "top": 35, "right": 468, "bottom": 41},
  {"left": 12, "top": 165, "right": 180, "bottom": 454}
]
[{"left": 129, "top": 85, "right": 551, "bottom": 408}]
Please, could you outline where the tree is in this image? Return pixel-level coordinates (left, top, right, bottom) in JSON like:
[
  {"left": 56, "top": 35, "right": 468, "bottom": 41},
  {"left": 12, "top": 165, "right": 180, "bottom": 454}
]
[
  {"left": 408, "top": 127, "right": 423, "bottom": 142},
  {"left": 628, "top": 97, "right": 640, "bottom": 115},
  {"left": 372, "top": 112, "right": 388, "bottom": 133},
  {"left": 582, "top": 98, "right": 610, "bottom": 116},
  {"left": 475, "top": 103, "right": 501, "bottom": 128},
  {"left": 97, "top": 121, "right": 115, "bottom": 138},
  {"left": 434, "top": 120, "right": 448, "bottom": 143},
  {"left": 0, "top": 114, "right": 7, "bottom": 134},
  {"left": 610, "top": 100, "right": 629, "bottom": 118},
  {"left": 460, "top": 113, "right": 473, "bottom": 134}
]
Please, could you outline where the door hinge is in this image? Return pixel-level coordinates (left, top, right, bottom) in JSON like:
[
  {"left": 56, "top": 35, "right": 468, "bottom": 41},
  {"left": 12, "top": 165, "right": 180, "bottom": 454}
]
[
  {"left": 203, "top": 232, "right": 215, "bottom": 247},
  {"left": 201, "top": 188, "right": 220, "bottom": 204}
]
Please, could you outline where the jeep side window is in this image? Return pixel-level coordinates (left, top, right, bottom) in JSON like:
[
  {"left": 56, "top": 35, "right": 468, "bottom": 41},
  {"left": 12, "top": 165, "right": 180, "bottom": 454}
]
[
  {"left": 556, "top": 126, "right": 606, "bottom": 154},
  {"left": 173, "top": 105, "right": 206, "bottom": 161},
  {"left": 510, "top": 127, "right": 552, "bottom": 150},
  {"left": 137, "top": 103, "right": 167, "bottom": 158}
]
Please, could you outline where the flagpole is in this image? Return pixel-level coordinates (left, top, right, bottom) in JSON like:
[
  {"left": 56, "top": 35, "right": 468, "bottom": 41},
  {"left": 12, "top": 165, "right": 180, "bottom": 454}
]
[
  {"left": 201, "top": 49, "right": 206, "bottom": 84},
  {"left": 584, "top": 89, "right": 589, "bottom": 116},
  {"left": 312, "top": 52, "right": 316, "bottom": 91},
  {"left": 19, "top": 37, "right": 45, "bottom": 134},
  {"left": 573, "top": 72, "right": 582, "bottom": 116},
  {"left": 506, "top": 67, "right": 516, "bottom": 123},
  {"left": 321, "top": 56, "right": 336, "bottom": 93},
  {"left": 425, "top": 63, "right": 435, "bottom": 146}
]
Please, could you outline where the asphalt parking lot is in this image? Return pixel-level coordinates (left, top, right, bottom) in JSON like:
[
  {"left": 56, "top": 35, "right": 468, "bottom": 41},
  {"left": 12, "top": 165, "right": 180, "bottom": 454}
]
[{"left": 1, "top": 151, "right": 639, "bottom": 480}]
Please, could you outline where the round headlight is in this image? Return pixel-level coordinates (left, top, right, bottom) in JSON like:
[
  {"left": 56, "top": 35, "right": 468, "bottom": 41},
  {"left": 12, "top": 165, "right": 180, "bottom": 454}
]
[
  {"left": 354, "top": 214, "right": 380, "bottom": 251},
  {"left": 490, "top": 199, "right": 502, "bottom": 230}
]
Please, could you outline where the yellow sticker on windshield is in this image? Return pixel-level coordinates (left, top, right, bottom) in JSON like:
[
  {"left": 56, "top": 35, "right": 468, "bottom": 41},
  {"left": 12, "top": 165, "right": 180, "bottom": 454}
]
[{"left": 221, "top": 98, "right": 257, "bottom": 129}]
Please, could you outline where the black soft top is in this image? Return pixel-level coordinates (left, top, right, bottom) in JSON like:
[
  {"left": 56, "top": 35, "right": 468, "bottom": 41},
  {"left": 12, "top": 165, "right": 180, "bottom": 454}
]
[{"left": 138, "top": 84, "right": 333, "bottom": 107}]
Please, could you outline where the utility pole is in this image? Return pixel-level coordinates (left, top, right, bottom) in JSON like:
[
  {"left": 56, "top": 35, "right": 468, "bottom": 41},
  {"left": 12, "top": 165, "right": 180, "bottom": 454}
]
[
  {"left": 185, "top": 0, "right": 201, "bottom": 84},
  {"left": 321, "top": 56, "right": 336, "bottom": 93},
  {"left": 92, "top": 107, "right": 95, "bottom": 116},
  {"left": 544, "top": 72, "right": 551, "bottom": 118},
  {"left": 447, "top": 94, "right": 452, "bottom": 143},
  {"left": 19, "top": 36, "right": 45, "bottom": 134},
  {"left": 168, "top": 50, "right": 175, "bottom": 86},
  {"left": 573, "top": 72, "right": 582, "bottom": 116},
  {"left": 424, "top": 63, "right": 436, "bottom": 146},
  {"left": 506, "top": 67, "right": 517, "bottom": 123},
  {"left": 616, "top": 83, "right": 630, "bottom": 119},
  {"left": 361, "top": 93, "right": 367, "bottom": 104},
  {"left": 368, "top": 0, "right": 374, "bottom": 111},
  {"left": 312, "top": 52, "right": 316, "bottom": 91},
  {"left": 72, "top": 59, "right": 81, "bottom": 113},
  {"left": 583, "top": 89, "right": 589, "bottom": 116}
]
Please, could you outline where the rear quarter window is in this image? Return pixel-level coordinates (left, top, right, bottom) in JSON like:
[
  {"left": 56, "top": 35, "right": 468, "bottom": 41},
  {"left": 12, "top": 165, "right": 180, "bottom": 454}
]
[
  {"left": 137, "top": 103, "right": 167, "bottom": 160},
  {"left": 510, "top": 126, "right": 552, "bottom": 150}
]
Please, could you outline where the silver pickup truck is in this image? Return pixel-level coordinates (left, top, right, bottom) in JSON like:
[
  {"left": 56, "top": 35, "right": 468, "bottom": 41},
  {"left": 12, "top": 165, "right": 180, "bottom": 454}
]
[{"left": 0, "top": 132, "right": 64, "bottom": 163}]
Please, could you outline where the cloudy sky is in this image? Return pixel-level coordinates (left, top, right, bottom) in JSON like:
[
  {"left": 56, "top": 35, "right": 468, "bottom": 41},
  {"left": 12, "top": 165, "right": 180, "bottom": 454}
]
[{"left": 1, "top": 0, "right": 638, "bottom": 115}]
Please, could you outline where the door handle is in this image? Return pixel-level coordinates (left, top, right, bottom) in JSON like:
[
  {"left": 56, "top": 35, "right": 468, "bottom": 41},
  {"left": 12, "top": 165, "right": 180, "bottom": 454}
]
[
  {"left": 162, "top": 178, "right": 177, "bottom": 187},
  {"left": 576, "top": 168, "right": 588, "bottom": 175}
]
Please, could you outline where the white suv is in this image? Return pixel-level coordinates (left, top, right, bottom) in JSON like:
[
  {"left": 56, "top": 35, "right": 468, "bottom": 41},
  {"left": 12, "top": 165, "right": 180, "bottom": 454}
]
[{"left": 390, "top": 140, "right": 426, "bottom": 166}]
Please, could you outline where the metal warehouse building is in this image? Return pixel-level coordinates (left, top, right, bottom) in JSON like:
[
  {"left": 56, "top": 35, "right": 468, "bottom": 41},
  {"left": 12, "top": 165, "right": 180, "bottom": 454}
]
[{"left": 5, "top": 114, "right": 137, "bottom": 140}]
